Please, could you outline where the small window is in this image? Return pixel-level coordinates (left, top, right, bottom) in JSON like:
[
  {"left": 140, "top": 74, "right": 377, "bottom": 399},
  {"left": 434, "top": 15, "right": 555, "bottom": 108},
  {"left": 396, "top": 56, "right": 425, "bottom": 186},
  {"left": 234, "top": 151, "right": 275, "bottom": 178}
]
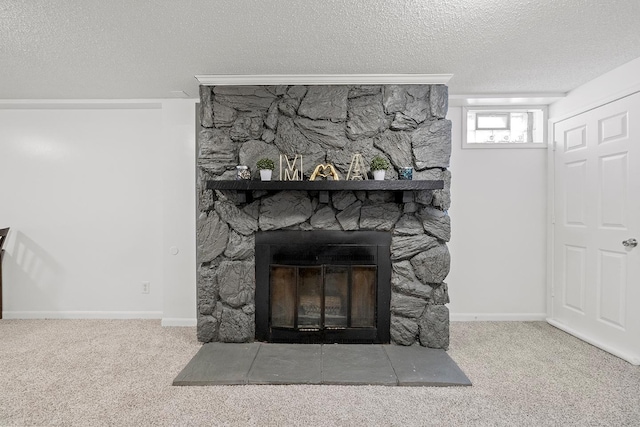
[
  {"left": 476, "top": 113, "right": 510, "bottom": 130},
  {"left": 463, "top": 107, "right": 547, "bottom": 148}
]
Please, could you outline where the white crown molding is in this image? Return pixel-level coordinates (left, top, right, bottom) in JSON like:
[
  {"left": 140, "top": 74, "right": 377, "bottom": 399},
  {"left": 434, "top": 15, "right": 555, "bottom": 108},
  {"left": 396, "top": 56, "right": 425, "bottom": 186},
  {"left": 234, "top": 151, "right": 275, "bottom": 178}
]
[
  {"left": 0, "top": 100, "right": 165, "bottom": 109},
  {"left": 449, "top": 93, "right": 566, "bottom": 106},
  {"left": 195, "top": 74, "right": 453, "bottom": 86}
]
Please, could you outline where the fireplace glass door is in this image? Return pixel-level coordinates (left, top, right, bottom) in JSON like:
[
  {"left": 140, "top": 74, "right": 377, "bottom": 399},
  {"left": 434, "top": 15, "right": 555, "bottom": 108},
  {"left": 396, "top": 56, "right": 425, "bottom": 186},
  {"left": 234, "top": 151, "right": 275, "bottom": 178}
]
[
  {"left": 270, "top": 264, "right": 376, "bottom": 334},
  {"left": 255, "top": 230, "right": 391, "bottom": 344}
]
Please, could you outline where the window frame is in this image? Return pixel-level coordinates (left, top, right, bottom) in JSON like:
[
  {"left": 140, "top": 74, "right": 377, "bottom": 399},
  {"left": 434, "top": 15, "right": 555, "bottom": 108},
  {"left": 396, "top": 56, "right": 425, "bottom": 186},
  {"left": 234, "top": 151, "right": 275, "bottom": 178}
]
[{"left": 462, "top": 106, "right": 548, "bottom": 149}]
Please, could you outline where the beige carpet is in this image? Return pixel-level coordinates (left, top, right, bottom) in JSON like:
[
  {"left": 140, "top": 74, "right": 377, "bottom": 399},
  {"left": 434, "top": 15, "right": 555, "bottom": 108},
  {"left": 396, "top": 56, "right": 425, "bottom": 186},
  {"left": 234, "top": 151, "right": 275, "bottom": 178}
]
[{"left": 0, "top": 320, "right": 638, "bottom": 426}]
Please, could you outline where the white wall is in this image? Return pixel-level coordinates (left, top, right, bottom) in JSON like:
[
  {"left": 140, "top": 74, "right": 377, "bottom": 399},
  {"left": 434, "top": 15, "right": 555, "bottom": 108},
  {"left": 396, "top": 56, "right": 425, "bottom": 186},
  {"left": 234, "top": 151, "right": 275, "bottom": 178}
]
[
  {"left": 160, "top": 101, "right": 197, "bottom": 326},
  {"left": 0, "top": 98, "right": 548, "bottom": 324},
  {"left": 446, "top": 107, "right": 547, "bottom": 319},
  {"left": 0, "top": 100, "right": 197, "bottom": 322}
]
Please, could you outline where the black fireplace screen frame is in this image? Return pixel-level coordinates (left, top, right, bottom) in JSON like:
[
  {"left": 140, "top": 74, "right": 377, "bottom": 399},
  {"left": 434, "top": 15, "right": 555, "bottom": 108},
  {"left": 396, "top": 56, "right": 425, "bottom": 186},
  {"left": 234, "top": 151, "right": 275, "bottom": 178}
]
[{"left": 255, "top": 230, "right": 391, "bottom": 344}]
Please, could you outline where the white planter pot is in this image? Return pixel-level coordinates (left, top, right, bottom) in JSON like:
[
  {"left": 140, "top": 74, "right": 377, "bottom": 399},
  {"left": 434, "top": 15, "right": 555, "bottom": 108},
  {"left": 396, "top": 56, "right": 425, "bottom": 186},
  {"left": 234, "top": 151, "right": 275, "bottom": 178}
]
[
  {"left": 372, "top": 170, "right": 386, "bottom": 180},
  {"left": 260, "top": 169, "right": 273, "bottom": 181}
]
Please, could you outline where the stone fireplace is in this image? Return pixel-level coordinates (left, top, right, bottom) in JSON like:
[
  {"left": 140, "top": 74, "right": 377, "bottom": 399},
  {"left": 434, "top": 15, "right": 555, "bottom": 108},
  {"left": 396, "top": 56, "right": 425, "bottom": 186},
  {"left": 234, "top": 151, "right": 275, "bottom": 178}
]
[{"left": 196, "top": 83, "right": 452, "bottom": 349}]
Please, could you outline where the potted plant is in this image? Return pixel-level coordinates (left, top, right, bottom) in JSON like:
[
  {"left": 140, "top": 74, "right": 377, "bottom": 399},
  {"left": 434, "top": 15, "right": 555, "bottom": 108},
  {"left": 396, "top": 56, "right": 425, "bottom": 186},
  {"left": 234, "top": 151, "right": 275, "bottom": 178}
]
[
  {"left": 370, "top": 155, "right": 389, "bottom": 180},
  {"left": 256, "top": 158, "right": 275, "bottom": 181}
]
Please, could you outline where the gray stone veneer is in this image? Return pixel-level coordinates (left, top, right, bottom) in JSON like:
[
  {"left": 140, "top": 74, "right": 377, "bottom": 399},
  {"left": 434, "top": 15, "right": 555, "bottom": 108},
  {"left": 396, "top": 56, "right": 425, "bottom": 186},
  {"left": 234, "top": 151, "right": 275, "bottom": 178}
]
[{"left": 197, "top": 84, "right": 452, "bottom": 349}]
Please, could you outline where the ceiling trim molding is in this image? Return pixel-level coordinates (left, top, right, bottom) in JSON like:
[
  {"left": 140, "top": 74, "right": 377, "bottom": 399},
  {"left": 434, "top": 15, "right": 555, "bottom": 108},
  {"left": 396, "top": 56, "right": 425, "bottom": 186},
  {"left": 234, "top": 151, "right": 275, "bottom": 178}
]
[
  {"left": 449, "top": 93, "right": 566, "bottom": 106},
  {"left": 195, "top": 74, "right": 453, "bottom": 86},
  {"left": 0, "top": 100, "right": 165, "bottom": 109}
]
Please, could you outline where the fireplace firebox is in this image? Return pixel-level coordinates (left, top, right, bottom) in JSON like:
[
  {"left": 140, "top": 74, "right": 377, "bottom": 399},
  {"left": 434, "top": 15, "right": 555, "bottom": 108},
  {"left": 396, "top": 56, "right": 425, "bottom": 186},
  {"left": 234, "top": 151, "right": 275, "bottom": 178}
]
[{"left": 255, "top": 231, "right": 391, "bottom": 344}]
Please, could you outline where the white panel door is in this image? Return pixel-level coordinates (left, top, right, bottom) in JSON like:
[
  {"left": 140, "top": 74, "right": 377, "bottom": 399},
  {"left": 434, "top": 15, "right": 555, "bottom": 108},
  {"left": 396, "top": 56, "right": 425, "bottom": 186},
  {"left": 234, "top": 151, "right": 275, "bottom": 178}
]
[{"left": 552, "top": 92, "right": 640, "bottom": 364}]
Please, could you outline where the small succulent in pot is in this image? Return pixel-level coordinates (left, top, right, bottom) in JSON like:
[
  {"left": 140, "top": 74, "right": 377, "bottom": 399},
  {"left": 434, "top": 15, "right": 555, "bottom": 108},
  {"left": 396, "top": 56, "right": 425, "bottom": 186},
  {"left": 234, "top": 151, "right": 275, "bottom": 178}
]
[
  {"left": 256, "top": 158, "right": 275, "bottom": 170},
  {"left": 370, "top": 156, "right": 389, "bottom": 171},
  {"left": 370, "top": 155, "right": 389, "bottom": 180},
  {"left": 256, "top": 158, "right": 275, "bottom": 181}
]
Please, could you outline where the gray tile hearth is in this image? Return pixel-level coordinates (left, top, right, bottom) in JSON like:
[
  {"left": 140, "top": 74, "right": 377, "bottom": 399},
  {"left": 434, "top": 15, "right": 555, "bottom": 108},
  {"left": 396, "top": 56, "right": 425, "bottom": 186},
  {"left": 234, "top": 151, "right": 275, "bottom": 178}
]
[
  {"left": 173, "top": 343, "right": 471, "bottom": 387},
  {"left": 384, "top": 345, "right": 472, "bottom": 386},
  {"left": 322, "top": 345, "right": 397, "bottom": 385},
  {"left": 248, "top": 344, "right": 322, "bottom": 385},
  {"left": 172, "top": 343, "right": 259, "bottom": 385}
]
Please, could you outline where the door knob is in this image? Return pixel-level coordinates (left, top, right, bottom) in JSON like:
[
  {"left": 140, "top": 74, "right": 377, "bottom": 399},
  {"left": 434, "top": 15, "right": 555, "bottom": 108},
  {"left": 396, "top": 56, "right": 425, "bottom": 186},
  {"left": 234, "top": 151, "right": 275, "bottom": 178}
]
[{"left": 622, "top": 238, "right": 638, "bottom": 248}]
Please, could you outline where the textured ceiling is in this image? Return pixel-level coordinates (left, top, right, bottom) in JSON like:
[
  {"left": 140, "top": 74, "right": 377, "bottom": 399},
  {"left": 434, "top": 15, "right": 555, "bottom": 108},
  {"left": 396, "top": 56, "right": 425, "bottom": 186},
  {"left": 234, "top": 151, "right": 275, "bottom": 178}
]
[{"left": 1, "top": 0, "right": 640, "bottom": 99}]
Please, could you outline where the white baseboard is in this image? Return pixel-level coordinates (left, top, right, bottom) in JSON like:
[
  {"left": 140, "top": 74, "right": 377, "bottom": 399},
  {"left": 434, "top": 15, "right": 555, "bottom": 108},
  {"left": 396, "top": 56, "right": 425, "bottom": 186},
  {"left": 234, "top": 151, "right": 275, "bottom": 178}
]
[
  {"left": 161, "top": 318, "right": 197, "bottom": 327},
  {"left": 450, "top": 313, "right": 547, "bottom": 321},
  {"left": 2, "top": 311, "right": 163, "bottom": 320},
  {"left": 546, "top": 318, "right": 640, "bottom": 366}
]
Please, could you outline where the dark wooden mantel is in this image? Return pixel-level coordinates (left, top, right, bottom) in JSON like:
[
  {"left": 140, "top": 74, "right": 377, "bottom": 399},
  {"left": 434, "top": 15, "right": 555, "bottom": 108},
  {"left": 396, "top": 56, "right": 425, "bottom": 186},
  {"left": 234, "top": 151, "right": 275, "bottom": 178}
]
[
  {"left": 206, "top": 180, "right": 444, "bottom": 191},
  {"left": 206, "top": 179, "right": 444, "bottom": 203}
]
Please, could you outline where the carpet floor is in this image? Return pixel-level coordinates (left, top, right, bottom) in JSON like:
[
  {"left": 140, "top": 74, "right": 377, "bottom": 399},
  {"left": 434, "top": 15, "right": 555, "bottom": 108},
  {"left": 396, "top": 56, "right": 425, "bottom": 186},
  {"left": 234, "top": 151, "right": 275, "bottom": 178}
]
[{"left": 0, "top": 320, "right": 638, "bottom": 426}]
